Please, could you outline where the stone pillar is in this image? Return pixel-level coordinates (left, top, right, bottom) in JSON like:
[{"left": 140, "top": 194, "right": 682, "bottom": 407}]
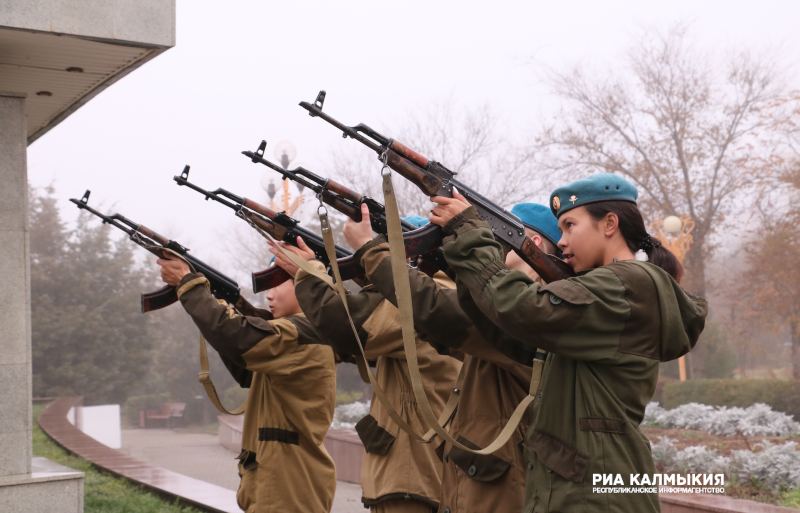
[
  {"left": 0, "top": 92, "right": 32, "bottom": 477},
  {"left": 0, "top": 93, "right": 83, "bottom": 512}
]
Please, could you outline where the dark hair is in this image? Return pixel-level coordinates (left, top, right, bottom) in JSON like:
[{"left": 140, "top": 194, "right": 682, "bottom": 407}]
[
  {"left": 525, "top": 228, "right": 560, "bottom": 256},
  {"left": 583, "top": 201, "right": 684, "bottom": 282}
]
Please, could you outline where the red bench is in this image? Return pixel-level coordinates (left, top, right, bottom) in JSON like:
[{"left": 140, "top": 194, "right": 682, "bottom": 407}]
[{"left": 139, "top": 402, "right": 186, "bottom": 428}]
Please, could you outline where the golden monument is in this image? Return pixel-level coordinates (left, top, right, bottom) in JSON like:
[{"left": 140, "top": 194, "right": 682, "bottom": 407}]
[
  {"left": 261, "top": 140, "right": 305, "bottom": 215},
  {"left": 650, "top": 214, "right": 695, "bottom": 381}
]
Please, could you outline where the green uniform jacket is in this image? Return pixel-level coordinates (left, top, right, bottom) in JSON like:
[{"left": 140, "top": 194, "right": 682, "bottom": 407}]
[
  {"left": 440, "top": 207, "right": 708, "bottom": 513},
  {"left": 294, "top": 261, "right": 461, "bottom": 511},
  {"left": 356, "top": 235, "right": 533, "bottom": 513},
  {"left": 177, "top": 273, "right": 338, "bottom": 513}
]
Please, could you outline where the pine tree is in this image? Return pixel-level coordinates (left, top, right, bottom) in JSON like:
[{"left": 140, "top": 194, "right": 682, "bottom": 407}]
[{"left": 30, "top": 186, "right": 155, "bottom": 405}]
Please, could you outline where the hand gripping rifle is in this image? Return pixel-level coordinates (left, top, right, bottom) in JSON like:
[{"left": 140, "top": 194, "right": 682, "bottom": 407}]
[
  {"left": 299, "top": 90, "right": 575, "bottom": 283},
  {"left": 69, "top": 190, "right": 269, "bottom": 318},
  {"left": 172, "top": 165, "right": 352, "bottom": 293},
  {"left": 241, "top": 140, "right": 448, "bottom": 275}
]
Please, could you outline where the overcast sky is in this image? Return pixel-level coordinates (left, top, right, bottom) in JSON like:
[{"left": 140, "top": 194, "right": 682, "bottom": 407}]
[{"left": 27, "top": 0, "right": 800, "bottom": 278}]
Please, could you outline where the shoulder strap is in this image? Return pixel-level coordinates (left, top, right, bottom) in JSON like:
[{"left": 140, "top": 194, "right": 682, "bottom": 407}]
[
  {"left": 198, "top": 333, "right": 246, "bottom": 415},
  {"left": 379, "top": 163, "right": 545, "bottom": 454},
  {"left": 319, "top": 211, "right": 465, "bottom": 442}
]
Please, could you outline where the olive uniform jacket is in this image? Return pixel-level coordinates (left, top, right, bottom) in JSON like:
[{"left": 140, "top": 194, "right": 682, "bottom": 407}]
[
  {"left": 356, "top": 236, "right": 533, "bottom": 513},
  {"left": 177, "top": 273, "right": 337, "bottom": 513},
  {"left": 294, "top": 261, "right": 462, "bottom": 510},
  {"left": 440, "top": 208, "right": 708, "bottom": 513}
]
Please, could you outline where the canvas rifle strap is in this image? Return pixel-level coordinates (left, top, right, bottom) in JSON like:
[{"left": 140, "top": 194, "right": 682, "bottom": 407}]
[
  {"left": 253, "top": 201, "right": 462, "bottom": 442},
  {"left": 379, "top": 156, "right": 545, "bottom": 455},
  {"left": 317, "top": 206, "right": 465, "bottom": 442},
  {"left": 158, "top": 246, "right": 247, "bottom": 416}
]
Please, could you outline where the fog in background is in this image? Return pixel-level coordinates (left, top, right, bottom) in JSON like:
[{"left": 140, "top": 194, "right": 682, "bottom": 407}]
[{"left": 27, "top": 0, "right": 800, "bottom": 273}]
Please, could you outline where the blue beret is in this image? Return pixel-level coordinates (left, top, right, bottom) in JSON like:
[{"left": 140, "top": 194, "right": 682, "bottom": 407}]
[
  {"left": 402, "top": 215, "right": 430, "bottom": 228},
  {"left": 510, "top": 203, "right": 561, "bottom": 247},
  {"left": 550, "top": 173, "right": 638, "bottom": 217}
]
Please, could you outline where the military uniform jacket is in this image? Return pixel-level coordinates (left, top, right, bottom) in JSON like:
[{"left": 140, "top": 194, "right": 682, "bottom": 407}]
[
  {"left": 177, "top": 273, "right": 337, "bottom": 513},
  {"left": 357, "top": 236, "right": 533, "bottom": 513},
  {"left": 294, "top": 261, "right": 462, "bottom": 510},
  {"left": 440, "top": 208, "right": 708, "bottom": 513}
]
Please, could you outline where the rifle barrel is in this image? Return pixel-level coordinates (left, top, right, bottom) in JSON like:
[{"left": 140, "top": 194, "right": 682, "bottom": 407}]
[{"left": 299, "top": 101, "right": 383, "bottom": 153}]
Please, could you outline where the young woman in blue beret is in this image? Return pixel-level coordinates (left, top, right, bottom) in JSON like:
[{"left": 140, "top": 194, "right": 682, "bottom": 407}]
[{"left": 429, "top": 174, "right": 708, "bottom": 513}]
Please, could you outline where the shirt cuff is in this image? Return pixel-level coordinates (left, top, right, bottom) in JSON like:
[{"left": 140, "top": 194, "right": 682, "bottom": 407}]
[
  {"left": 176, "top": 272, "right": 209, "bottom": 299},
  {"left": 354, "top": 235, "right": 388, "bottom": 268},
  {"left": 442, "top": 205, "right": 486, "bottom": 236}
]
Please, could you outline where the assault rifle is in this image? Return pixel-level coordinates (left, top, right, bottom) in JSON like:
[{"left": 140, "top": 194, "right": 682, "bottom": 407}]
[
  {"left": 299, "top": 90, "right": 575, "bottom": 283},
  {"left": 172, "top": 165, "right": 351, "bottom": 293},
  {"left": 241, "top": 140, "right": 448, "bottom": 274},
  {"left": 69, "top": 190, "right": 270, "bottom": 318}
]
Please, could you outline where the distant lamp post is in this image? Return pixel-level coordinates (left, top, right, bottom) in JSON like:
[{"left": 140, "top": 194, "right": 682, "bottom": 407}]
[
  {"left": 651, "top": 214, "right": 696, "bottom": 381},
  {"left": 259, "top": 140, "right": 304, "bottom": 215}
]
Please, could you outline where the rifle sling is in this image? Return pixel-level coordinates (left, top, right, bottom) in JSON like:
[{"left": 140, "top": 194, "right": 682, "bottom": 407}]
[
  {"left": 319, "top": 210, "right": 464, "bottom": 443},
  {"left": 380, "top": 163, "right": 544, "bottom": 455},
  {"left": 257, "top": 211, "right": 462, "bottom": 442},
  {"left": 158, "top": 246, "right": 247, "bottom": 416}
]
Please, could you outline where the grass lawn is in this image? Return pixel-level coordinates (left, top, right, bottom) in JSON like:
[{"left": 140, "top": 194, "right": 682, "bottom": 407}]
[{"left": 33, "top": 404, "right": 201, "bottom": 513}]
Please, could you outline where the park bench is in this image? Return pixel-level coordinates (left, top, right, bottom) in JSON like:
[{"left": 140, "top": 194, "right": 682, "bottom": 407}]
[{"left": 139, "top": 402, "right": 186, "bottom": 428}]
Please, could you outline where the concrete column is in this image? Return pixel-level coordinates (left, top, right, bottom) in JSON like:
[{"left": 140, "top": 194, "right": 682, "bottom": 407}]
[{"left": 0, "top": 92, "right": 32, "bottom": 477}]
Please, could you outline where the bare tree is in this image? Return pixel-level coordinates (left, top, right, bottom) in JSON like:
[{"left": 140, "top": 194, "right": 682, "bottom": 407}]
[
  {"left": 218, "top": 223, "right": 273, "bottom": 306},
  {"left": 330, "top": 97, "right": 539, "bottom": 218},
  {"left": 529, "top": 24, "right": 792, "bottom": 295}
]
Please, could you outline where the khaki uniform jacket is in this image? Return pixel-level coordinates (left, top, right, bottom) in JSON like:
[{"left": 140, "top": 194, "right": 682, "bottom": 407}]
[
  {"left": 177, "top": 273, "right": 337, "bottom": 513},
  {"left": 358, "top": 236, "right": 532, "bottom": 513},
  {"left": 294, "top": 261, "right": 462, "bottom": 510},
  {"left": 440, "top": 208, "right": 708, "bottom": 513}
]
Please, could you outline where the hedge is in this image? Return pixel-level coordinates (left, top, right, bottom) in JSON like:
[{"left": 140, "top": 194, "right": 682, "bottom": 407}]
[{"left": 662, "top": 379, "right": 800, "bottom": 421}]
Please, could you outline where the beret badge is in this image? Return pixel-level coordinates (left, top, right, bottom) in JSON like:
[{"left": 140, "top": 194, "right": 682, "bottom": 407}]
[
  {"left": 569, "top": 195, "right": 577, "bottom": 205},
  {"left": 552, "top": 196, "right": 561, "bottom": 211}
]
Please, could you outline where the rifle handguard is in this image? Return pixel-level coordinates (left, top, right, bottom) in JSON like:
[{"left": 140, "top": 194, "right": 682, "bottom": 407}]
[
  {"left": 385, "top": 149, "right": 441, "bottom": 197},
  {"left": 390, "top": 140, "right": 430, "bottom": 169},
  {"left": 325, "top": 179, "right": 362, "bottom": 205},
  {"left": 517, "top": 237, "right": 575, "bottom": 282}
]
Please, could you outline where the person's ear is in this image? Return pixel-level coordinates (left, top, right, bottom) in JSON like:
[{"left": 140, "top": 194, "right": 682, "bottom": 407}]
[
  {"left": 532, "top": 234, "right": 543, "bottom": 248},
  {"left": 603, "top": 213, "right": 619, "bottom": 238}
]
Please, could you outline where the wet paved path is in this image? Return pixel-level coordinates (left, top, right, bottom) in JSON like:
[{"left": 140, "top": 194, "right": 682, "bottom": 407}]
[{"left": 121, "top": 427, "right": 365, "bottom": 513}]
